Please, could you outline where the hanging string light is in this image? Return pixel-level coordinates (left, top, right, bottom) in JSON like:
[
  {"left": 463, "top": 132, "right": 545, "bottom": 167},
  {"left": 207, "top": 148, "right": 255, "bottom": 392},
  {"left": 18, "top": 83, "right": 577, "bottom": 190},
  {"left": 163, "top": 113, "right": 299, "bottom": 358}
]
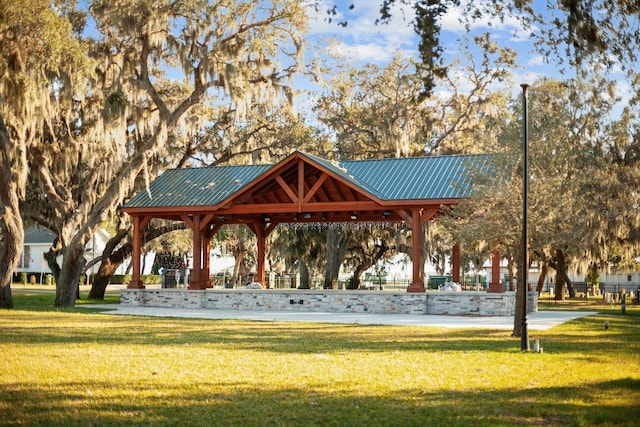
[{"left": 282, "top": 221, "right": 406, "bottom": 231}]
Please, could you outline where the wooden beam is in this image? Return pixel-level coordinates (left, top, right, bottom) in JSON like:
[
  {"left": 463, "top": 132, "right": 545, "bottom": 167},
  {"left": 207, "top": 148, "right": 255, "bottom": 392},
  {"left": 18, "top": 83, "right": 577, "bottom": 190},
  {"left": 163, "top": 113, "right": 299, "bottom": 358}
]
[
  {"left": 121, "top": 198, "right": 463, "bottom": 217},
  {"left": 200, "top": 213, "right": 216, "bottom": 231},
  {"left": 275, "top": 174, "right": 298, "bottom": 203},
  {"left": 398, "top": 209, "right": 412, "bottom": 223},
  {"left": 303, "top": 174, "right": 327, "bottom": 203},
  {"left": 420, "top": 207, "right": 440, "bottom": 226},
  {"left": 215, "top": 200, "right": 384, "bottom": 215},
  {"left": 180, "top": 214, "right": 194, "bottom": 230},
  {"left": 140, "top": 215, "right": 153, "bottom": 230},
  {"left": 298, "top": 159, "right": 304, "bottom": 202}
]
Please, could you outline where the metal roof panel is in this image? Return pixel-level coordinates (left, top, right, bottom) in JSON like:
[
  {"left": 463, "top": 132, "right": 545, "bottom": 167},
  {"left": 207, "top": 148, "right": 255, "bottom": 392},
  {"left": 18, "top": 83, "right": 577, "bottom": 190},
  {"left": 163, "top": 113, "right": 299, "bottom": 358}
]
[
  {"left": 298, "top": 151, "right": 385, "bottom": 199},
  {"left": 341, "top": 154, "right": 491, "bottom": 200},
  {"left": 124, "top": 152, "right": 495, "bottom": 210},
  {"left": 125, "top": 164, "right": 272, "bottom": 208}
]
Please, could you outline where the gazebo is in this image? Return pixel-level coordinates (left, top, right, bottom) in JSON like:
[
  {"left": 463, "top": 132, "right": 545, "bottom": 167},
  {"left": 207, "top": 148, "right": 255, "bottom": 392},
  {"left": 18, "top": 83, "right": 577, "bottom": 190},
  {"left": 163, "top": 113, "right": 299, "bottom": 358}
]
[{"left": 122, "top": 151, "right": 504, "bottom": 293}]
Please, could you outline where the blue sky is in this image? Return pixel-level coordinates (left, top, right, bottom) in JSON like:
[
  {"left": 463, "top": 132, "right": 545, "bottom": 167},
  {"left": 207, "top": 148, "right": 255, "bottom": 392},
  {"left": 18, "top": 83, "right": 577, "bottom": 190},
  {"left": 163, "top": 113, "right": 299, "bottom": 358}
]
[{"left": 300, "top": 1, "right": 632, "bottom": 112}]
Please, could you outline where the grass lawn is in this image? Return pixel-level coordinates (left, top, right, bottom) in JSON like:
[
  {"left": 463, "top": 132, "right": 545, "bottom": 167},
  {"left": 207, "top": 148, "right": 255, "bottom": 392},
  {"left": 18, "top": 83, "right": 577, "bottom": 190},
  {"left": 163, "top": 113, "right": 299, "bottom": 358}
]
[{"left": 1, "top": 288, "right": 639, "bottom": 426}]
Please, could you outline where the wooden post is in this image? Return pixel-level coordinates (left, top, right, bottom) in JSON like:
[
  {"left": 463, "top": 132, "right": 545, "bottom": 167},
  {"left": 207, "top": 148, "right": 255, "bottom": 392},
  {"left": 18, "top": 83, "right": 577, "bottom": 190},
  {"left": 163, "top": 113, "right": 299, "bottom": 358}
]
[
  {"left": 203, "top": 229, "right": 212, "bottom": 288},
  {"left": 452, "top": 242, "right": 461, "bottom": 284},
  {"left": 407, "top": 209, "right": 425, "bottom": 292},
  {"left": 488, "top": 248, "right": 504, "bottom": 293},
  {"left": 127, "top": 216, "right": 145, "bottom": 289},
  {"left": 255, "top": 225, "right": 266, "bottom": 287},
  {"left": 189, "top": 215, "right": 204, "bottom": 290}
]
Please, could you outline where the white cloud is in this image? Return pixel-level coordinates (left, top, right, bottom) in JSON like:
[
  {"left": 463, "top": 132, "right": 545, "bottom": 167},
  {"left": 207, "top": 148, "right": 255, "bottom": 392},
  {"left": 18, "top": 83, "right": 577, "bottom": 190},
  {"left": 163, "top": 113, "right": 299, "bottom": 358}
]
[
  {"left": 329, "top": 41, "right": 399, "bottom": 64},
  {"left": 305, "top": 1, "right": 418, "bottom": 64},
  {"left": 440, "top": 0, "right": 533, "bottom": 42},
  {"left": 614, "top": 79, "right": 633, "bottom": 108},
  {"left": 527, "top": 54, "right": 545, "bottom": 67}
]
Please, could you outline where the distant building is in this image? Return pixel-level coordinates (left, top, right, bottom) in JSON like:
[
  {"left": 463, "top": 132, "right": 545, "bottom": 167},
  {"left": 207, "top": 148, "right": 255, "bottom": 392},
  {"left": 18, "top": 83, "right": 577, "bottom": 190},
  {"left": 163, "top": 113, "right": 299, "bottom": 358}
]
[{"left": 16, "top": 225, "right": 111, "bottom": 278}]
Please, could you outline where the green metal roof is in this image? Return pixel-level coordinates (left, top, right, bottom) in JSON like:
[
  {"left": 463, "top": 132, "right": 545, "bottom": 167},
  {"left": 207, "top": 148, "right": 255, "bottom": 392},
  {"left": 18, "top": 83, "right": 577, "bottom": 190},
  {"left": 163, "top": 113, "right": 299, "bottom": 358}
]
[
  {"left": 296, "top": 151, "right": 384, "bottom": 198},
  {"left": 342, "top": 154, "right": 492, "bottom": 201},
  {"left": 124, "top": 152, "right": 491, "bottom": 209},
  {"left": 125, "top": 164, "right": 271, "bottom": 208}
]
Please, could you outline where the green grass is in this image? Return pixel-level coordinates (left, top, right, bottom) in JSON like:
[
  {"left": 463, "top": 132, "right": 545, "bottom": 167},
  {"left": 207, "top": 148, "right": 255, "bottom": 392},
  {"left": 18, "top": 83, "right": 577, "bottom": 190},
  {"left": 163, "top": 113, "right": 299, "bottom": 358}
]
[
  {"left": 9, "top": 284, "right": 120, "bottom": 311},
  {"left": 1, "top": 289, "right": 639, "bottom": 426}
]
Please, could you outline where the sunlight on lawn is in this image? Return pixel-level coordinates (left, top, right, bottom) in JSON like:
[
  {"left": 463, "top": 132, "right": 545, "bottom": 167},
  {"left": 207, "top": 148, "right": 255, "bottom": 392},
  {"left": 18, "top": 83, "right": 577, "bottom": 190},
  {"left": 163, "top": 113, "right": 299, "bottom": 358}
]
[{"left": 1, "top": 304, "right": 639, "bottom": 426}]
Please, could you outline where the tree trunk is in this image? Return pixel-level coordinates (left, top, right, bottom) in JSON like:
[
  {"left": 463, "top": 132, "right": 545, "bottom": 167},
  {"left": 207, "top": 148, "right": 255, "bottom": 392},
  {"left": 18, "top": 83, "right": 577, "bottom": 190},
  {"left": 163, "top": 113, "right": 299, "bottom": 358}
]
[
  {"left": 89, "top": 229, "right": 131, "bottom": 299},
  {"left": 347, "top": 240, "right": 389, "bottom": 289},
  {"left": 233, "top": 250, "right": 247, "bottom": 286},
  {"left": 0, "top": 114, "right": 24, "bottom": 309},
  {"left": 54, "top": 243, "right": 86, "bottom": 307},
  {"left": 88, "top": 258, "right": 119, "bottom": 300},
  {"left": 298, "top": 261, "right": 310, "bottom": 289},
  {"left": 506, "top": 248, "right": 515, "bottom": 291},
  {"left": 0, "top": 207, "right": 21, "bottom": 309},
  {"left": 512, "top": 245, "right": 525, "bottom": 337},
  {"left": 586, "top": 263, "right": 599, "bottom": 296},
  {"left": 550, "top": 248, "right": 574, "bottom": 300},
  {"left": 537, "top": 262, "right": 548, "bottom": 296},
  {"left": 89, "top": 223, "right": 176, "bottom": 298},
  {"left": 43, "top": 239, "right": 63, "bottom": 285},
  {"left": 348, "top": 264, "right": 366, "bottom": 289},
  {"left": 324, "top": 228, "right": 349, "bottom": 289}
]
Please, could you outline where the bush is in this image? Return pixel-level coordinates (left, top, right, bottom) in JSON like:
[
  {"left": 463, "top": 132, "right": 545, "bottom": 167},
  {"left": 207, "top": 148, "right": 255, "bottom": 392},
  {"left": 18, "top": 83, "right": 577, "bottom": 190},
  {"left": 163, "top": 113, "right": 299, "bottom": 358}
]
[
  {"left": 142, "top": 274, "right": 161, "bottom": 285},
  {"left": 109, "top": 274, "right": 131, "bottom": 284}
]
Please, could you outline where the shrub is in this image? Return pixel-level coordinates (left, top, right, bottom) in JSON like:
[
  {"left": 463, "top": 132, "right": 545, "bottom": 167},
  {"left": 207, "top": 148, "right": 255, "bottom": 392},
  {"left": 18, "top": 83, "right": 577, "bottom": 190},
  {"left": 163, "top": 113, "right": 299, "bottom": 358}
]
[
  {"left": 142, "top": 274, "right": 161, "bottom": 285},
  {"left": 109, "top": 274, "right": 131, "bottom": 284}
]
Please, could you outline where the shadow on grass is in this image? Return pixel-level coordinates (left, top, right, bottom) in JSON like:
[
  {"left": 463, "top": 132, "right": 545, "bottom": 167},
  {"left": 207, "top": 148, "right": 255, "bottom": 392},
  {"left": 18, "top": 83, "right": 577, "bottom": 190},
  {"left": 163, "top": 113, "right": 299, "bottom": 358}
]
[
  {"left": 533, "top": 313, "right": 640, "bottom": 356},
  {"left": 2, "top": 309, "right": 639, "bottom": 358},
  {"left": 6, "top": 290, "right": 640, "bottom": 357},
  {"left": 1, "top": 310, "right": 517, "bottom": 353},
  {"left": 11, "top": 288, "right": 120, "bottom": 311},
  {"left": 3, "top": 377, "right": 639, "bottom": 426}
]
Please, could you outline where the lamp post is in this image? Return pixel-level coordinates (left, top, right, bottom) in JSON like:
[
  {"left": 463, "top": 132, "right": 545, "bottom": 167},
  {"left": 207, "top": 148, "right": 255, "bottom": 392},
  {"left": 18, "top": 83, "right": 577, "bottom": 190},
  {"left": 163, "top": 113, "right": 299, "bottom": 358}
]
[{"left": 520, "top": 83, "right": 530, "bottom": 352}]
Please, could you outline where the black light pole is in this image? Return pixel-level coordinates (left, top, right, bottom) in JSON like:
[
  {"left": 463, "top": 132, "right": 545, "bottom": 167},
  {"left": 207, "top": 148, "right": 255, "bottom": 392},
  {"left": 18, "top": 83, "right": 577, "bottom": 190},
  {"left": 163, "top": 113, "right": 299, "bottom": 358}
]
[{"left": 520, "top": 83, "right": 530, "bottom": 352}]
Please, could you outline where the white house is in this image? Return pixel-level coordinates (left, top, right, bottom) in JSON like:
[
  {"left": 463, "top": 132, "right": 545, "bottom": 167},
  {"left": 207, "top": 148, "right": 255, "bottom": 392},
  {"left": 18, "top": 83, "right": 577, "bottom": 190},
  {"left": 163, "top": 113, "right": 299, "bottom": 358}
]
[{"left": 17, "top": 225, "right": 112, "bottom": 280}]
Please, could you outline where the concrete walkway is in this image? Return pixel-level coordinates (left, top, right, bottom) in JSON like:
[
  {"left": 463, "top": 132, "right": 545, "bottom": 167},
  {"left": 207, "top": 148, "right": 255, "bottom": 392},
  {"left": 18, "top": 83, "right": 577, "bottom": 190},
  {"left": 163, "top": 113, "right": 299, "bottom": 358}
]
[{"left": 86, "top": 304, "right": 597, "bottom": 330}]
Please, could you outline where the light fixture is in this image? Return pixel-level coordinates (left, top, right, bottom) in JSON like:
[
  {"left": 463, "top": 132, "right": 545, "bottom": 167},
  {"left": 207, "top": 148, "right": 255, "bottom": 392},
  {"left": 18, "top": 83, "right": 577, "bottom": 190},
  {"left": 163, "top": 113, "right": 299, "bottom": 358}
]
[
  {"left": 382, "top": 210, "right": 391, "bottom": 219},
  {"left": 264, "top": 216, "right": 271, "bottom": 223},
  {"left": 218, "top": 215, "right": 225, "bottom": 221},
  {"left": 350, "top": 213, "right": 358, "bottom": 220},
  {"left": 303, "top": 213, "right": 311, "bottom": 219}
]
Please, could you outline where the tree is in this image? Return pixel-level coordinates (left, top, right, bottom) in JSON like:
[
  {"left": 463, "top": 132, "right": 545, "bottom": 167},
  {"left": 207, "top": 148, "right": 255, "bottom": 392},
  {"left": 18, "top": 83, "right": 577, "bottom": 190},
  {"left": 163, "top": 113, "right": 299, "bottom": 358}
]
[
  {"left": 17, "top": 0, "right": 309, "bottom": 306},
  {"left": 334, "top": 1, "right": 640, "bottom": 97},
  {"left": 0, "top": 0, "right": 89, "bottom": 308},
  {"left": 323, "top": 227, "right": 350, "bottom": 289},
  {"left": 314, "top": 36, "right": 515, "bottom": 286},
  {"left": 443, "top": 76, "right": 635, "bottom": 336},
  {"left": 268, "top": 226, "right": 326, "bottom": 289}
]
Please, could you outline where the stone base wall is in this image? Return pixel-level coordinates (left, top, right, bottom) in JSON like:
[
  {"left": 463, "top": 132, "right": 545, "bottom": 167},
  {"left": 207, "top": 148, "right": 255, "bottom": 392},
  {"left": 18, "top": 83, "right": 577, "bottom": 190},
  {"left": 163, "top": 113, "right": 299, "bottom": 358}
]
[{"left": 120, "top": 289, "right": 538, "bottom": 316}]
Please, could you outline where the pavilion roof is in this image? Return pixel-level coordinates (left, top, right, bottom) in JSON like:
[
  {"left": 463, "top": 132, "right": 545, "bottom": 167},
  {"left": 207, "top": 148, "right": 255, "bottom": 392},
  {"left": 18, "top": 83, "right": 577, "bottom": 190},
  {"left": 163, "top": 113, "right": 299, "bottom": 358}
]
[{"left": 124, "top": 151, "right": 492, "bottom": 210}]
